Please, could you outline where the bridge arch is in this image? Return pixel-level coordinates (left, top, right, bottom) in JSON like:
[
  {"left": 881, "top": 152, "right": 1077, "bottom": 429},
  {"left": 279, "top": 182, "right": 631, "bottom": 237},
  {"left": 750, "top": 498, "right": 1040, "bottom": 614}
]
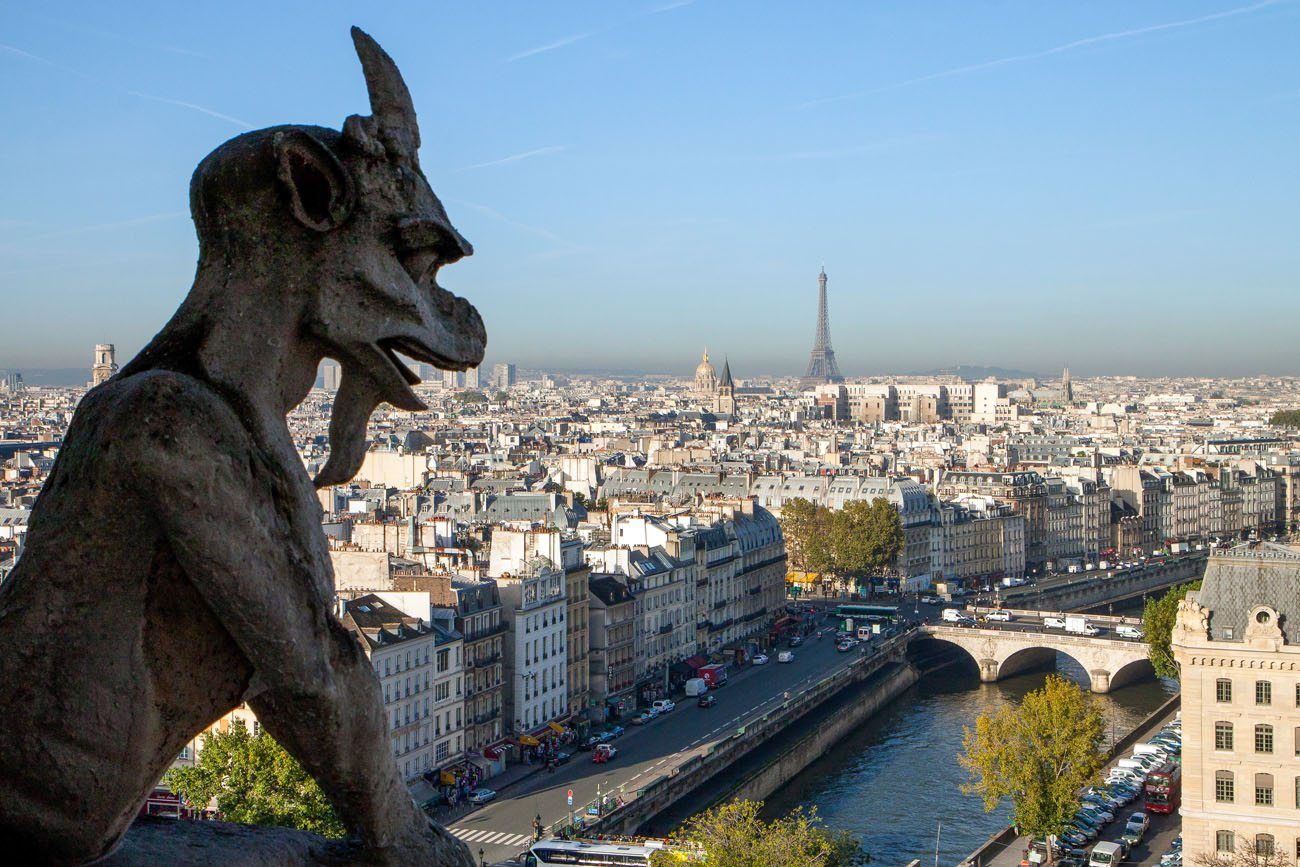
[
  {"left": 1109, "top": 656, "right": 1157, "bottom": 691},
  {"left": 913, "top": 625, "right": 1155, "bottom": 694}
]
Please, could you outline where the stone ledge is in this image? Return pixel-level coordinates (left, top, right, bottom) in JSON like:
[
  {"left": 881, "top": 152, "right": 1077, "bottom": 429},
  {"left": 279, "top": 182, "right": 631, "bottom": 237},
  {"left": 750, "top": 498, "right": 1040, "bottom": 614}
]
[{"left": 96, "top": 816, "right": 361, "bottom": 866}]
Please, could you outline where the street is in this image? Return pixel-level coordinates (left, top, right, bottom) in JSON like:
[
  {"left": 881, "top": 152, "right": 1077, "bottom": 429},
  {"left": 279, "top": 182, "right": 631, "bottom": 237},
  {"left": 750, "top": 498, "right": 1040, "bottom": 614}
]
[{"left": 447, "top": 604, "right": 874, "bottom": 862}]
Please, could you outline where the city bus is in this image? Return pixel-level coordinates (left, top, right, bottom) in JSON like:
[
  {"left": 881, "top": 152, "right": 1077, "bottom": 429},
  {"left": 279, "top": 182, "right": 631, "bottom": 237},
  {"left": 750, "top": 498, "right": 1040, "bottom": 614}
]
[
  {"left": 525, "top": 838, "right": 699, "bottom": 865},
  {"left": 1144, "top": 762, "right": 1181, "bottom": 815}
]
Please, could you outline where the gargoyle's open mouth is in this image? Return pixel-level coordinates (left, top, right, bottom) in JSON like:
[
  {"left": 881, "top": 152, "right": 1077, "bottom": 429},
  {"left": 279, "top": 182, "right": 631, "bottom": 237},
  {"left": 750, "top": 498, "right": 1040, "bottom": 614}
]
[{"left": 378, "top": 338, "right": 426, "bottom": 387}]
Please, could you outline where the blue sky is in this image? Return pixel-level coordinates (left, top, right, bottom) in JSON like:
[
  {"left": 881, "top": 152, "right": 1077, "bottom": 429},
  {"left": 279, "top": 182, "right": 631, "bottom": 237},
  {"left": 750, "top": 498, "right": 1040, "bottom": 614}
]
[{"left": 2, "top": 0, "right": 1298, "bottom": 378}]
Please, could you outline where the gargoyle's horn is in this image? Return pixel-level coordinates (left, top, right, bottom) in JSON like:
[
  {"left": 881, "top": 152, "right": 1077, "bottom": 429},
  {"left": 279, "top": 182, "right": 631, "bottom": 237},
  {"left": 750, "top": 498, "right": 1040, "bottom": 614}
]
[{"left": 350, "top": 26, "right": 420, "bottom": 162}]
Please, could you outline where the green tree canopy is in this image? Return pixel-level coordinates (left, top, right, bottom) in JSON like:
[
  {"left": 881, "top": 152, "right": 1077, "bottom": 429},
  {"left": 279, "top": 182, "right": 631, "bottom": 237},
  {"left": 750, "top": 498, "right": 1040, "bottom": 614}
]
[
  {"left": 651, "top": 800, "right": 867, "bottom": 867},
  {"left": 831, "top": 497, "right": 904, "bottom": 580},
  {"left": 1142, "top": 579, "right": 1202, "bottom": 680},
  {"left": 164, "top": 720, "right": 345, "bottom": 839},
  {"left": 1268, "top": 409, "right": 1300, "bottom": 428},
  {"left": 453, "top": 390, "right": 488, "bottom": 404},
  {"left": 959, "top": 675, "right": 1106, "bottom": 852},
  {"left": 779, "top": 498, "right": 834, "bottom": 576}
]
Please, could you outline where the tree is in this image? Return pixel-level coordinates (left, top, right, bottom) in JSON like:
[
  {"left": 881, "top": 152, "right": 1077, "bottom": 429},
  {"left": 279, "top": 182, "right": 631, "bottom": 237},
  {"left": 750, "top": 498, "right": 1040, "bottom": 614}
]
[
  {"left": 164, "top": 720, "right": 345, "bottom": 839},
  {"left": 1193, "top": 834, "right": 1295, "bottom": 867},
  {"left": 1142, "top": 579, "right": 1201, "bottom": 680},
  {"left": 1268, "top": 409, "right": 1300, "bottom": 428},
  {"left": 651, "top": 800, "right": 868, "bottom": 867},
  {"left": 831, "top": 498, "right": 904, "bottom": 585},
  {"left": 959, "top": 675, "right": 1105, "bottom": 859},
  {"left": 452, "top": 390, "right": 488, "bottom": 404},
  {"left": 779, "top": 498, "right": 834, "bottom": 577}
]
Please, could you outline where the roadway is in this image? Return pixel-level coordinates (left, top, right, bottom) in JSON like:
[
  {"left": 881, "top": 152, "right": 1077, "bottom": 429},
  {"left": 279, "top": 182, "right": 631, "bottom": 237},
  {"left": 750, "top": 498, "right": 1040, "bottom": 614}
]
[
  {"left": 448, "top": 604, "right": 880, "bottom": 862},
  {"left": 453, "top": 599, "right": 1148, "bottom": 863}
]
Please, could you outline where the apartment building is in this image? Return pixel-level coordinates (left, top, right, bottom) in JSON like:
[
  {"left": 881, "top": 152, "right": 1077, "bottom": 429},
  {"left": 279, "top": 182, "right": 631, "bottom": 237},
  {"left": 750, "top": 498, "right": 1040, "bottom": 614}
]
[
  {"left": 341, "top": 594, "right": 464, "bottom": 782},
  {"left": 1174, "top": 543, "right": 1300, "bottom": 862}
]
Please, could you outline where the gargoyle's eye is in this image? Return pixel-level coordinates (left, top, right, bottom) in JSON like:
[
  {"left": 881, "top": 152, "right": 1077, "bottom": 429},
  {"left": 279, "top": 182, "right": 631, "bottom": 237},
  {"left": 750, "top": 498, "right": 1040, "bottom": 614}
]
[{"left": 393, "top": 219, "right": 465, "bottom": 285}]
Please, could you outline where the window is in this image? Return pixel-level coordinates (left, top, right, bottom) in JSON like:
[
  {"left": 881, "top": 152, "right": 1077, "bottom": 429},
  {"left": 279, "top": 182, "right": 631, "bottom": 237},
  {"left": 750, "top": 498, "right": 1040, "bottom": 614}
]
[
  {"left": 1216, "top": 770, "right": 1235, "bottom": 803},
  {"left": 1215, "top": 722, "right": 1234, "bottom": 750},
  {"left": 1257, "top": 835, "right": 1275, "bottom": 857},
  {"left": 1295, "top": 776, "right": 1300, "bottom": 808},
  {"left": 1217, "top": 679, "right": 1232, "bottom": 702},
  {"left": 1257, "top": 773, "right": 1275, "bottom": 806},
  {"left": 1216, "top": 831, "right": 1234, "bottom": 853},
  {"left": 435, "top": 740, "right": 450, "bottom": 762},
  {"left": 1258, "top": 724, "right": 1275, "bottom": 754},
  {"left": 436, "top": 648, "right": 450, "bottom": 672},
  {"left": 1258, "top": 680, "right": 1273, "bottom": 705}
]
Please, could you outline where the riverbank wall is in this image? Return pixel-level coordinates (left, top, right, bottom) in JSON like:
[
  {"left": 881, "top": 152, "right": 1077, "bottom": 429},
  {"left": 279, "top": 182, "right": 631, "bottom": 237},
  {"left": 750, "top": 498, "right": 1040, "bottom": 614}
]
[
  {"left": 583, "top": 635, "right": 917, "bottom": 837},
  {"left": 960, "top": 691, "right": 1182, "bottom": 867}
]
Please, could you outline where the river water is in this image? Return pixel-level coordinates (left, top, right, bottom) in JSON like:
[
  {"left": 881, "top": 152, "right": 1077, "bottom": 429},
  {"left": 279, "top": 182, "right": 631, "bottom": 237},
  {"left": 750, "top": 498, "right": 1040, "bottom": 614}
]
[{"left": 761, "top": 654, "right": 1177, "bottom": 867}]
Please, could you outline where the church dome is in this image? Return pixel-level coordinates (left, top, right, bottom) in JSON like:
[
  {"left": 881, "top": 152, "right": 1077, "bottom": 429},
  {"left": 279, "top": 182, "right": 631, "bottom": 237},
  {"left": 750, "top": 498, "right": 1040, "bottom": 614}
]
[{"left": 694, "top": 349, "right": 717, "bottom": 395}]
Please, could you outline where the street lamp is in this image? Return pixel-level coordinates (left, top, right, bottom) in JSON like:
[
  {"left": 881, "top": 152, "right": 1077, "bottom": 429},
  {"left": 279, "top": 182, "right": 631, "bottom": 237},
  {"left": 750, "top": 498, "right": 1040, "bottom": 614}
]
[{"left": 478, "top": 847, "right": 485, "bottom": 867}]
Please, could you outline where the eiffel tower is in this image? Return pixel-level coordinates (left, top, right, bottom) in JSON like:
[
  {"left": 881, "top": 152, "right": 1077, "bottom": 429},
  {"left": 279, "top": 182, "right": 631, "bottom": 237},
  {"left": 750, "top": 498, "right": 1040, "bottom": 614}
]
[{"left": 799, "top": 267, "right": 844, "bottom": 388}]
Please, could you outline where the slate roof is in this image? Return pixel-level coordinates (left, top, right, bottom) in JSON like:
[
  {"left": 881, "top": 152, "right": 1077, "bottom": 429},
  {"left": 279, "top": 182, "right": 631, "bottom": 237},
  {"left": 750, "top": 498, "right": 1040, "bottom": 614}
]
[{"left": 1196, "top": 542, "right": 1300, "bottom": 644}]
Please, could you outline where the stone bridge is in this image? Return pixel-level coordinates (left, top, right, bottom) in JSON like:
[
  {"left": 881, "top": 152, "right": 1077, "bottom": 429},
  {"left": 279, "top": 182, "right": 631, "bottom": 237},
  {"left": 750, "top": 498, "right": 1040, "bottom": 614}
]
[{"left": 915, "top": 624, "right": 1154, "bottom": 693}]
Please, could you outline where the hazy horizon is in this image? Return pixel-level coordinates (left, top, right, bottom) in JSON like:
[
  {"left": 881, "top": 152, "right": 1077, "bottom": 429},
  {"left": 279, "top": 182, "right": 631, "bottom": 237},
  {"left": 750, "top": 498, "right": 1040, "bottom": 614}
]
[{"left": 3, "top": 1, "right": 1298, "bottom": 377}]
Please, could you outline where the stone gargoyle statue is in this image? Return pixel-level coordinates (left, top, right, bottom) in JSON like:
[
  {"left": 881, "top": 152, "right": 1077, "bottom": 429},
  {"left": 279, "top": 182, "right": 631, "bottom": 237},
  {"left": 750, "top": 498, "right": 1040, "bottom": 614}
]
[{"left": 0, "top": 28, "right": 482, "bottom": 866}]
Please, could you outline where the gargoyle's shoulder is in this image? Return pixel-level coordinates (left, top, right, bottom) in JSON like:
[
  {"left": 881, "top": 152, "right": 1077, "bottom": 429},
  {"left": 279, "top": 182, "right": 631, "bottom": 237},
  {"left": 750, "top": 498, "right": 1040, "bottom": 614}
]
[{"left": 95, "top": 370, "right": 251, "bottom": 452}]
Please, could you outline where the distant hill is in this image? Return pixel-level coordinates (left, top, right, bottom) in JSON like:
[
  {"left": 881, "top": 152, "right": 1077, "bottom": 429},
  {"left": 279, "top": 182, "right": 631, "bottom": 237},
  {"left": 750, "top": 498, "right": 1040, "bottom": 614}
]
[{"left": 910, "top": 364, "right": 1046, "bottom": 382}]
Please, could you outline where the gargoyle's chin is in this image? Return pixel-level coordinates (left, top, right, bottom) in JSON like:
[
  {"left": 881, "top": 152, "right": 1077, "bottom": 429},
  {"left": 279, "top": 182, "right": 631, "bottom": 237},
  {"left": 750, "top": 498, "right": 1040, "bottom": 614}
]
[{"left": 312, "top": 348, "right": 427, "bottom": 489}]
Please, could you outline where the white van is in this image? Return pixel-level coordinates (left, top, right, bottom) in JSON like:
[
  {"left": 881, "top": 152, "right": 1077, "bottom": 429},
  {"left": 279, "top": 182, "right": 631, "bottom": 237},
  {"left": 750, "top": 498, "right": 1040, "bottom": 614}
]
[
  {"left": 777, "top": 650, "right": 795, "bottom": 664},
  {"left": 941, "top": 608, "right": 964, "bottom": 623},
  {"left": 986, "top": 610, "right": 1013, "bottom": 622},
  {"left": 1089, "top": 841, "right": 1123, "bottom": 867},
  {"left": 1116, "top": 624, "right": 1144, "bottom": 639},
  {"left": 1044, "top": 616, "right": 1067, "bottom": 629}
]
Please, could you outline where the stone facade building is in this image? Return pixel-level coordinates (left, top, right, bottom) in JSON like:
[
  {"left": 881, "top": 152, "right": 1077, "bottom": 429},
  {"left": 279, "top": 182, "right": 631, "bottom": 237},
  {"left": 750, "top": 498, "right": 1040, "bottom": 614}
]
[
  {"left": 587, "top": 573, "right": 637, "bottom": 720},
  {"left": 341, "top": 594, "right": 464, "bottom": 782},
  {"left": 448, "top": 578, "right": 505, "bottom": 763},
  {"left": 1173, "top": 543, "right": 1300, "bottom": 862}
]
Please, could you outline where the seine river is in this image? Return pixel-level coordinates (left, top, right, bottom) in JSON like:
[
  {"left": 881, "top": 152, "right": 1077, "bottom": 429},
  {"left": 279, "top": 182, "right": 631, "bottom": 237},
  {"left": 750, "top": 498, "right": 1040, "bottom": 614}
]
[{"left": 761, "top": 655, "right": 1177, "bottom": 866}]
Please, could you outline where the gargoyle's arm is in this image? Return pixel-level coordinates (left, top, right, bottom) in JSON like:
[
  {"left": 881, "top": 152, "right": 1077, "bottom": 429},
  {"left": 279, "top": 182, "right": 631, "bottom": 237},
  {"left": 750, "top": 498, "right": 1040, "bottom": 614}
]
[{"left": 120, "top": 371, "right": 431, "bottom": 851}]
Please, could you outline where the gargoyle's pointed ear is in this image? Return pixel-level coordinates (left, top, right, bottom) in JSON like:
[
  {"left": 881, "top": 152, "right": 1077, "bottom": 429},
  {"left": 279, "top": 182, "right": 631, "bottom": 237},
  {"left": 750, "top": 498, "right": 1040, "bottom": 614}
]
[
  {"left": 350, "top": 26, "right": 419, "bottom": 163},
  {"left": 273, "top": 129, "right": 354, "bottom": 232}
]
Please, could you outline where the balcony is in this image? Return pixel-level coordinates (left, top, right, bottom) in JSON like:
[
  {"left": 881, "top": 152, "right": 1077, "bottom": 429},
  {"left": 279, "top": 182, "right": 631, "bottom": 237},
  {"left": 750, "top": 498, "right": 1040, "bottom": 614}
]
[
  {"left": 711, "top": 600, "right": 726, "bottom": 610},
  {"left": 658, "top": 623, "right": 674, "bottom": 635},
  {"left": 747, "top": 585, "right": 762, "bottom": 596}
]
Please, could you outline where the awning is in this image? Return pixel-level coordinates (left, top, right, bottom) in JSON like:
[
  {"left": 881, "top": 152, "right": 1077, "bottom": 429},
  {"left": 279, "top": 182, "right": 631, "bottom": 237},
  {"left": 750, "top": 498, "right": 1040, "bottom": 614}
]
[
  {"left": 683, "top": 654, "right": 707, "bottom": 670},
  {"left": 548, "top": 721, "right": 566, "bottom": 735},
  {"left": 519, "top": 735, "right": 541, "bottom": 746},
  {"left": 439, "top": 770, "right": 456, "bottom": 785},
  {"left": 466, "top": 754, "right": 494, "bottom": 770}
]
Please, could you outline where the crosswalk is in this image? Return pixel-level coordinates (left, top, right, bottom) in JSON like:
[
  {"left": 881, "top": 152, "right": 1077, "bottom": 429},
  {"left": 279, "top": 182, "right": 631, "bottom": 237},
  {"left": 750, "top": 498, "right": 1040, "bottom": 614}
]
[{"left": 448, "top": 826, "right": 534, "bottom": 849}]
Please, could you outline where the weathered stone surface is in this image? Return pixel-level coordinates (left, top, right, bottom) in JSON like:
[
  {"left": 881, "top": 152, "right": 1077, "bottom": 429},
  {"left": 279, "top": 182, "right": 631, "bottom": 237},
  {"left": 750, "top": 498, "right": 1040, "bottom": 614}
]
[
  {"left": 98, "top": 817, "right": 358, "bottom": 866},
  {"left": 0, "top": 27, "right": 482, "bottom": 866}
]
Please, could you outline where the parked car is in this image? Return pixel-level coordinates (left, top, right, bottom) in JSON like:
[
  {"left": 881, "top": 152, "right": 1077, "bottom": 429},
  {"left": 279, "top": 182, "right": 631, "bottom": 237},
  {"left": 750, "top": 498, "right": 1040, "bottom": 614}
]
[
  {"left": 697, "top": 694, "right": 717, "bottom": 708},
  {"left": 629, "top": 711, "right": 652, "bottom": 725},
  {"left": 651, "top": 699, "right": 676, "bottom": 714},
  {"left": 789, "top": 635, "right": 804, "bottom": 647},
  {"left": 751, "top": 654, "right": 770, "bottom": 665},
  {"left": 777, "top": 651, "right": 795, "bottom": 663},
  {"left": 553, "top": 751, "right": 572, "bottom": 765},
  {"left": 467, "top": 788, "right": 497, "bottom": 805}
]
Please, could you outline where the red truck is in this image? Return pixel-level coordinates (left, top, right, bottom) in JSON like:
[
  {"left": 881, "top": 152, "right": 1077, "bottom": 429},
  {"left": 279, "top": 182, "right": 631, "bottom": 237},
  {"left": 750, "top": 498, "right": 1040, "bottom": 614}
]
[{"left": 698, "top": 663, "right": 728, "bottom": 688}]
